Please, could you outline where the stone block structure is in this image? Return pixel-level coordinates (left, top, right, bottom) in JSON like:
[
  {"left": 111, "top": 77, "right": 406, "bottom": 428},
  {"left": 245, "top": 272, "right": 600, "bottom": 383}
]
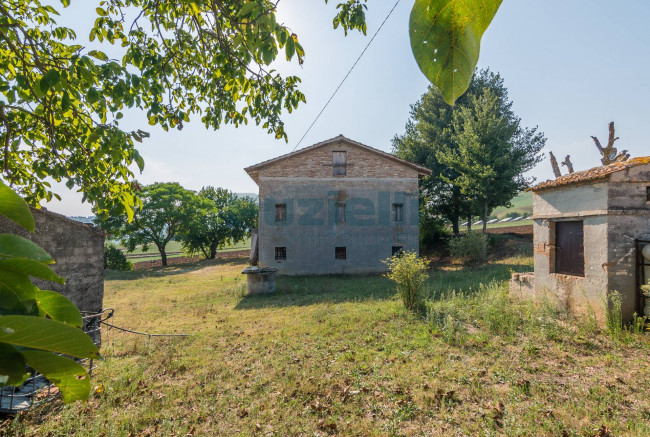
[
  {"left": 0, "top": 207, "right": 106, "bottom": 313},
  {"left": 245, "top": 135, "right": 431, "bottom": 275},
  {"left": 512, "top": 157, "right": 650, "bottom": 322}
]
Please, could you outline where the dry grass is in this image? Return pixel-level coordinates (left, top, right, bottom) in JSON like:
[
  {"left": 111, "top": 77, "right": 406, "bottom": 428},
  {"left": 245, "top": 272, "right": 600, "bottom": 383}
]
[{"left": 4, "top": 256, "right": 650, "bottom": 436}]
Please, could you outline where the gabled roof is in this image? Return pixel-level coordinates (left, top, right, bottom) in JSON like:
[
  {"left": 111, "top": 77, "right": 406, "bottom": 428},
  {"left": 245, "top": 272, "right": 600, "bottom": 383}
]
[
  {"left": 244, "top": 135, "right": 432, "bottom": 176},
  {"left": 532, "top": 156, "right": 650, "bottom": 192}
]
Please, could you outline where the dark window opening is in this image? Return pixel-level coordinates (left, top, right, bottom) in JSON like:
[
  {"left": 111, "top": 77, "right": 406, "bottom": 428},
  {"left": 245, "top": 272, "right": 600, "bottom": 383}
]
[
  {"left": 335, "top": 247, "right": 347, "bottom": 260},
  {"left": 335, "top": 202, "right": 346, "bottom": 223},
  {"left": 392, "top": 203, "right": 404, "bottom": 222},
  {"left": 333, "top": 151, "right": 347, "bottom": 176},
  {"left": 646, "top": 186, "right": 650, "bottom": 201},
  {"left": 275, "top": 203, "right": 286, "bottom": 223},
  {"left": 392, "top": 246, "right": 404, "bottom": 257},
  {"left": 275, "top": 247, "right": 286, "bottom": 260},
  {"left": 554, "top": 221, "right": 584, "bottom": 277}
]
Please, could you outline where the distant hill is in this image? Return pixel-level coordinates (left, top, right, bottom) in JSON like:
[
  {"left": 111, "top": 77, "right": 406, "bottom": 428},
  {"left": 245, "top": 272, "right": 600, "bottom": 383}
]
[
  {"left": 68, "top": 216, "right": 95, "bottom": 224},
  {"left": 491, "top": 191, "right": 533, "bottom": 219}
]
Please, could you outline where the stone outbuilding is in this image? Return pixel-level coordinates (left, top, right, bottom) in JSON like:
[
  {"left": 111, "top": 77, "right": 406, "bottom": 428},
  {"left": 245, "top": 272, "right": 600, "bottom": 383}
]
[
  {"left": 0, "top": 207, "right": 106, "bottom": 314},
  {"left": 510, "top": 157, "right": 650, "bottom": 323},
  {"left": 244, "top": 135, "right": 432, "bottom": 275}
]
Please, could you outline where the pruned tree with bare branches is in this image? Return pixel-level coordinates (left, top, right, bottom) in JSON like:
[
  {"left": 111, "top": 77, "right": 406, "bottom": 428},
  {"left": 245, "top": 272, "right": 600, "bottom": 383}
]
[{"left": 591, "top": 122, "right": 630, "bottom": 165}]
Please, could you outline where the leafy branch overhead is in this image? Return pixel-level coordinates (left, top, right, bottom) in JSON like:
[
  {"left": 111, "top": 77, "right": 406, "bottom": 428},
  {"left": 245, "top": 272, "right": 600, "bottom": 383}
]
[
  {"left": 0, "top": 0, "right": 368, "bottom": 217},
  {"left": 410, "top": 0, "right": 503, "bottom": 105}
]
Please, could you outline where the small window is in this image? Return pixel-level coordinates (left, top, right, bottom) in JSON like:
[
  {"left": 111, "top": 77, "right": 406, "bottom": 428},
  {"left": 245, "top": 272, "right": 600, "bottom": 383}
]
[
  {"left": 275, "top": 247, "right": 286, "bottom": 260},
  {"left": 275, "top": 203, "right": 286, "bottom": 223},
  {"left": 392, "top": 203, "right": 404, "bottom": 222},
  {"left": 335, "top": 202, "right": 346, "bottom": 223},
  {"left": 646, "top": 186, "right": 650, "bottom": 202},
  {"left": 335, "top": 247, "right": 346, "bottom": 260},
  {"left": 392, "top": 246, "right": 404, "bottom": 257},
  {"left": 333, "top": 151, "right": 347, "bottom": 176},
  {"left": 555, "top": 221, "right": 584, "bottom": 276}
]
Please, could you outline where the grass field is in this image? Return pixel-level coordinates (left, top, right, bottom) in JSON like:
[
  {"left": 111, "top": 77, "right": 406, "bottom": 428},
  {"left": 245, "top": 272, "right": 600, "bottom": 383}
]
[
  {"left": 492, "top": 191, "right": 533, "bottom": 219},
  {"left": 5, "top": 256, "right": 650, "bottom": 436},
  {"left": 122, "top": 238, "right": 252, "bottom": 262}
]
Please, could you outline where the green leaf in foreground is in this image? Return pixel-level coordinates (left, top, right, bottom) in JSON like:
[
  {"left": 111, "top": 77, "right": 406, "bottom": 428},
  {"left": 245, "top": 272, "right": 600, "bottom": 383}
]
[
  {"left": 0, "top": 343, "right": 29, "bottom": 386},
  {"left": 0, "top": 182, "right": 35, "bottom": 232},
  {"left": 409, "top": 0, "right": 503, "bottom": 105},
  {"left": 34, "top": 289, "right": 83, "bottom": 327},
  {"left": 0, "top": 315, "right": 99, "bottom": 359},
  {"left": 20, "top": 350, "right": 91, "bottom": 402}
]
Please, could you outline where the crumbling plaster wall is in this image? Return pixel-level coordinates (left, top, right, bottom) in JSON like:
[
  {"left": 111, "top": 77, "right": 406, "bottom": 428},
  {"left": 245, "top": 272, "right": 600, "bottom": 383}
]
[
  {"left": 0, "top": 208, "right": 105, "bottom": 313},
  {"left": 532, "top": 183, "right": 609, "bottom": 322}
]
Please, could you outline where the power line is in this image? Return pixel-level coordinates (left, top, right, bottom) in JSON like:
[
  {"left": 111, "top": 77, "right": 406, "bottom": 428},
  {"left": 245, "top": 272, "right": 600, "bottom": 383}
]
[{"left": 291, "top": 0, "right": 402, "bottom": 152}]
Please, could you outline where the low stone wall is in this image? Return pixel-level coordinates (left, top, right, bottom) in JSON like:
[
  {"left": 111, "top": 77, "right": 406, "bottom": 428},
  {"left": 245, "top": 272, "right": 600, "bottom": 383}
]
[
  {"left": 0, "top": 208, "right": 105, "bottom": 313},
  {"left": 509, "top": 272, "right": 536, "bottom": 300}
]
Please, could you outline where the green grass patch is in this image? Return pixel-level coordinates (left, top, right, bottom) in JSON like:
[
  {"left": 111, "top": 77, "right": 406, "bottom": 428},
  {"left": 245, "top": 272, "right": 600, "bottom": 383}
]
[{"left": 6, "top": 256, "right": 650, "bottom": 436}]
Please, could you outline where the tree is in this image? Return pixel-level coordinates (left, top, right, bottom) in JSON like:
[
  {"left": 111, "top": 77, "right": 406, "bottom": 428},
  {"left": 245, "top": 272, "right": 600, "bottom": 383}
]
[
  {"left": 0, "top": 0, "right": 368, "bottom": 217},
  {"left": 181, "top": 187, "right": 257, "bottom": 259},
  {"left": 95, "top": 182, "right": 195, "bottom": 266},
  {"left": 441, "top": 88, "right": 545, "bottom": 233},
  {"left": 393, "top": 69, "right": 544, "bottom": 235}
]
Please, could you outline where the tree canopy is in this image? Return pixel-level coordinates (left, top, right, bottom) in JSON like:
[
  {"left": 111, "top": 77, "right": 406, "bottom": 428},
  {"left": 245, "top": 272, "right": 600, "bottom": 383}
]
[
  {"left": 95, "top": 182, "right": 196, "bottom": 266},
  {"left": 0, "top": 0, "right": 368, "bottom": 217},
  {"left": 393, "top": 69, "right": 545, "bottom": 234},
  {"left": 180, "top": 187, "right": 257, "bottom": 259}
]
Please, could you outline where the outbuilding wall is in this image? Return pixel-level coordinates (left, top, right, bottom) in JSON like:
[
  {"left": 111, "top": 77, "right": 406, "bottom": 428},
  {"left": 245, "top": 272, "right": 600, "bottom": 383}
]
[
  {"left": 532, "top": 183, "right": 610, "bottom": 322},
  {"left": 0, "top": 208, "right": 105, "bottom": 313}
]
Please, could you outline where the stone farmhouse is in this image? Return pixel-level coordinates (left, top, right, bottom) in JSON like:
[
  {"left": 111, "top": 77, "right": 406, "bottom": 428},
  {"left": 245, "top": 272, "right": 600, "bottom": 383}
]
[
  {"left": 510, "top": 157, "right": 650, "bottom": 322},
  {"left": 244, "top": 135, "right": 432, "bottom": 275}
]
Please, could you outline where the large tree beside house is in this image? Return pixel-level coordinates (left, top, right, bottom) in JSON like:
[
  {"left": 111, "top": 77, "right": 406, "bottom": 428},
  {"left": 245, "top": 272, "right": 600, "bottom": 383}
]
[{"left": 393, "top": 69, "right": 545, "bottom": 234}]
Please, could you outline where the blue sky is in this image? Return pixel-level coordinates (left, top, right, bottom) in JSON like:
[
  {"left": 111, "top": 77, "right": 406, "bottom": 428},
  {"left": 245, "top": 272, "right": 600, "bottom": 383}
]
[{"left": 47, "top": 1, "right": 650, "bottom": 215}]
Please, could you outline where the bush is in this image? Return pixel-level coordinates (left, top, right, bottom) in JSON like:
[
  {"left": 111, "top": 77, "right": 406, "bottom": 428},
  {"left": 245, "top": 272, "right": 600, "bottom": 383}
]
[
  {"left": 448, "top": 232, "right": 488, "bottom": 265},
  {"left": 104, "top": 245, "right": 133, "bottom": 270},
  {"left": 383, "top": 251, "right": 429, "bottom": 312},
  {"left": 419, "top": 214, "right": 451, "bottom": 253}
]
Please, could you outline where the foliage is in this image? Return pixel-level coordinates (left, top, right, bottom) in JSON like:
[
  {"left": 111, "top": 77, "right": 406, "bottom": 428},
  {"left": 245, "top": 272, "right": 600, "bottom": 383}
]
[
  {"left": 103, "top": 244, "right": 132, "bottom": 271},
  {"left": 641, "top": 279, "right": 650, "bottom": 297},
  {"left": 448, "top": 232, "right": 487, "bottom": 265},
  {"left": 383, "top": 250, "right": 428, "bottom": 312},
  {"left": 440, "top": 87, "right": 545, "bottom": 231},
  {"left": 180, "top": 187, "right": 257, "bottom": 260},
  {"left": 393, "top": 69, "right": 545, "bottom": 234},
  {"left": 0, "top": 180, "right": 99, "bottom": 402},
  {"left": 409, "top": 0, "right": 503, "bottom": 105},
  {"left": 0, "top": 0, "right": 368, "bottom": 217},
  {"left": 94, "top": 182, "right": 195, "bottom": 266},
  {"left": 419, "top": 203, "right": 450, "bottom": 252}
]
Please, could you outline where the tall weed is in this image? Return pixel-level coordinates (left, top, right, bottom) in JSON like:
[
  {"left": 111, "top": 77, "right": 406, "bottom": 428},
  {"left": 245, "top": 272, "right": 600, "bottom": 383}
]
[{"left": 384, "top": 251, "right": 428, "bottom": 312}]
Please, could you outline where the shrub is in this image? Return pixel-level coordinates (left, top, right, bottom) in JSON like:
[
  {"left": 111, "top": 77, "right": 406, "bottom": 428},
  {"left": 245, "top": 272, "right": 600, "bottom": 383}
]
[
  {"left": 104, "top": 245, "right": 133, "bottom": 270},
  {"left": 383, "top": 251, "right": 429, "bottom": 312},
  {"left": 448, "top": 232, "right": 488, "bottom": 265}
]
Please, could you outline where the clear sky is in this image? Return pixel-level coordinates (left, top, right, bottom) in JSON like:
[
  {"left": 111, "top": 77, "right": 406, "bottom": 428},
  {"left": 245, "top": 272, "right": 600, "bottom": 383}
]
[{"left": 45, "top": 0, "right": 650, "bottom": 216}]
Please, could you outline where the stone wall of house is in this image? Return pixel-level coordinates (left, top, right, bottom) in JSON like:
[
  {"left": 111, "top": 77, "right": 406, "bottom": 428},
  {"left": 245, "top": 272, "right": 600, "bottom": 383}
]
[
  {"left": 607, "top": 164, "right": 650, "bottom": 319},
  {"left": 0, "top": 208, "right": 105, "bottom": 313},
  {"left": 258, "top": 177, "right": 420, "bottom": 275},
  {"left": 256, "top": 139, "right": 419, "bottom": 180}
]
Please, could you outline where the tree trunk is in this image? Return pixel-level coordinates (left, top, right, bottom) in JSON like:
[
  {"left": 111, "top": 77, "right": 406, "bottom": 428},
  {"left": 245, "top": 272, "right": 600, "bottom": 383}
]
[
  {"left": 209, "top": 241, "right": 218, "bottom": 259},
  {"left": 452, "top": 218, "right": 459, "bottom": 236},
  {"left": 467, "top": 209, "right": 472, "bottom": 233},
  {"left": 482, "top": 200, "right": 488, "bottom": 234},
  {"left": 160, "top": 250, "right": 168, "bottom": 266}
]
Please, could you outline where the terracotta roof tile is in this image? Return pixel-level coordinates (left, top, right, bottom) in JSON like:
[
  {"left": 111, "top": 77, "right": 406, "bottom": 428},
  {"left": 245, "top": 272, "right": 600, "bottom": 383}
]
[{"left": 532, "top": 156, "right": 650, "bottom": 191}]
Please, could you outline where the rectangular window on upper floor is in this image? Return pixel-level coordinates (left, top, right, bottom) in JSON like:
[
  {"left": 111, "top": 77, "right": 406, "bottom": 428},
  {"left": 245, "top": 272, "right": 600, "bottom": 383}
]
[
  {"left": 275, "top": 203, "right": 286, "bottom": 223},
  {"left": 333, "top": 151, "right": 347, "bottom": 176}
]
